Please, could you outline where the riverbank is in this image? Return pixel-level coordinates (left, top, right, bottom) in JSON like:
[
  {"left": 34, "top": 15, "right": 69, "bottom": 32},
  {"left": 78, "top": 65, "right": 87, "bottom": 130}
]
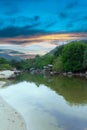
[
  {"left": 0, "top": 81, "right": 6, "bottom": 88},
  {"left": 29, "top": 67, "right": 87, "bottom": 78},
  {"left": 0, "top": 70, "right": 21, "bottom": 79},
  {"left": 0, "top": 96, "right": 26, "bottom": 130}
]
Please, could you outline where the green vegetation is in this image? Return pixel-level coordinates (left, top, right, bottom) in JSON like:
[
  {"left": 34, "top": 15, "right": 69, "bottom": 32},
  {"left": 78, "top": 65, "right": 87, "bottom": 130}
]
[
  {"left": 53, "top": 56, "right": 63, "bottom": 71},
  {"left": 16, "top": 73, "right": 87, "bottom": 105},
  {"left": 61, "top": 41, "right": 87, "bottom": 72},
  {"left": 0, "top": 57, "right": 12, "bottom": 70},
  {"left": 0, "top": 64, "right": 12, "bottom": 70},
  {"left": 9, "top": 54, "right": 54, "bottom": 70},
  {"left": 0, "top": 41, "right": 87, "bottom": 72},
  {"left": 83, "top": 49, "right": 87, "bottom": 69},
  {"left": 0, "top": 57, "right": 8, "bottom": 64},
  {"left": 53, "top": 41, "right": 87, "bottom": 72}
]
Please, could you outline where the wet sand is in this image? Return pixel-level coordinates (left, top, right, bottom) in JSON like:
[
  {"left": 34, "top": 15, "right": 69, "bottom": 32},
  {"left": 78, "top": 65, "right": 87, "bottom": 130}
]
[{"left": 0, "top": 97, "right": 26, "bottom": 130}]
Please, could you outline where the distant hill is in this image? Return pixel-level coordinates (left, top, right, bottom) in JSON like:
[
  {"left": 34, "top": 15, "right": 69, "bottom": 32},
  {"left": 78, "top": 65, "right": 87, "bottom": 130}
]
[
  {"left": 0, "top": 53, "right": 21, "bottom": 61},
  {"left": 79, "top": 40, "right": 87, "bottom": 44},
  {"left": 48, "top": 45, "right": 64, "bottom": 57},
  {"left": 48, "top": 40, "right": 87, "bottom": 56},
  {"left": 0, "top": 49, "right": 24, "bottom": 54}
]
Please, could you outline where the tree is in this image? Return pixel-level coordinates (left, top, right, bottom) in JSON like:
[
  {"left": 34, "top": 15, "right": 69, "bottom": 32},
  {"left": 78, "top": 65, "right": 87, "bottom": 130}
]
[
  {"left": 83, "top": 49, "right": 87, "bottom": 69},
  {"left": 0, "top": 58, "right": 8, "bottom": 64},
  {"left": 53, "top": 56, "right": 63, "bottom": 71},
  {"left": 61, "top": 41, "right": 87, "bottom": 72},
  {"left": 1, "top": 64, "right": 12, "bottom": 70},
  {"left": 54, "top": 45, "right": 64, "bottom": 57}
]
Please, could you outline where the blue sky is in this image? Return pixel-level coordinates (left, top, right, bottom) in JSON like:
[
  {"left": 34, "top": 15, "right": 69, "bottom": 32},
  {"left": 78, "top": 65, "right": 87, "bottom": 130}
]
[
  {"left": 0, "top": 0, "right": 87, "bottom": 54},
  {"left": 0, "top": 0, "right": 87, "bottom": 37}
]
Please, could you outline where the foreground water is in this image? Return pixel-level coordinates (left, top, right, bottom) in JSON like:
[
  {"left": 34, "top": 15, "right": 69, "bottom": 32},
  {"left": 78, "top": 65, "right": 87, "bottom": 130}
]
[{"left": 0, "top": 74, "right": 87, "bottom": 130}]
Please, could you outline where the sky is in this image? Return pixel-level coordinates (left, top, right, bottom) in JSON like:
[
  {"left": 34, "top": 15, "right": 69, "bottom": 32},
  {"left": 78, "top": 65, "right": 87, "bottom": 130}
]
[{"left": 0, "top": 0, "right": 87, "bottom": 54}]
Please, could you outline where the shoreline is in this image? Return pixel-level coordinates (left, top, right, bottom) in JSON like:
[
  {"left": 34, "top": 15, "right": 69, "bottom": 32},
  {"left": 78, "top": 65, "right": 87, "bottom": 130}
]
[
  {"left": 0, "top": 81, "right": 6, "bottom": 88},
  {"left": 0, "top": 96, "right": 27, "bottom": 130}
]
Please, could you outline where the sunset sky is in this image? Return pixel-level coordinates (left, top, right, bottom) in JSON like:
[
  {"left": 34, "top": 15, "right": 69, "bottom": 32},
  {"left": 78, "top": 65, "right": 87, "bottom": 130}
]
[{"left": 0, "top": 0, "right": 87, "bottom": 54}]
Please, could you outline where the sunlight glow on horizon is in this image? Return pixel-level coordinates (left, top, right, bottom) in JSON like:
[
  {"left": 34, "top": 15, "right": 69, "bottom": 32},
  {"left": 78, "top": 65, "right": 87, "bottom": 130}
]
[
  {"left": 0, "top": 33, "right": 87, "bottom": 55},
  {"left": 0, "top": 33, "right": 87, "bottom": 44}
]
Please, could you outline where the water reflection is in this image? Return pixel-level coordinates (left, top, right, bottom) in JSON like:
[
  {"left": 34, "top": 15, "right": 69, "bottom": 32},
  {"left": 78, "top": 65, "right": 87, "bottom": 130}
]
[
  {"left": 16, "top": 74, "right": 87, "bottom": 105},
  {"left": 0, "top": 74, "right": 87, "bottom": 130}
]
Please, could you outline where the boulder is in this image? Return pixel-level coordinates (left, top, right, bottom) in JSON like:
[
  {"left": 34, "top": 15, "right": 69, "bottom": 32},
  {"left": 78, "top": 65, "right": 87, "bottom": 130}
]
[{"left": 0, "top": 70, "right": 15, "bottom": 79}]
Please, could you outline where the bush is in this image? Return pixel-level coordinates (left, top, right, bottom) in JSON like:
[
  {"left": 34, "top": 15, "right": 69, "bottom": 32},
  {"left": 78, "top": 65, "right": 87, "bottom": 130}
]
[
  {"left": 1, "top": 64, "right": 12, "bottom": 70},
  {"left": 83, "top": 49, "right": 87, "bottom": 69},
  {"left": 61, "top": 41, "right": 87, "bottom": 72},
  {"left": 53, "top": 56, "right": 63, "bottom": 71}
]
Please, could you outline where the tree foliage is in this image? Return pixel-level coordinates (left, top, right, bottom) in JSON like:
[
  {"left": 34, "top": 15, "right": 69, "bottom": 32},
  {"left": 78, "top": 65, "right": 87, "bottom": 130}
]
[
  {"left": 0, "top": 64, "right": 12, "bottom": 70},
  {"left": 0, "top": 58, "right": 12, "bottom": 70},
  {"left": 53, "top": 56, "right": 63, "bottom": 71},
  {"left": 0, "top": 58, "right": 8, "bottom": 64},
  {"left": 0, "top": 41, "right": 87, "bottom": 72},
  {"left": 61, "top": 41, "right": 87, "bottom": 72},
  {"left": 53, "top": 45, "right": 64, "bottom": 57},
  {"left": 83, "top": 49, "right": 87, "bottom": 69}
]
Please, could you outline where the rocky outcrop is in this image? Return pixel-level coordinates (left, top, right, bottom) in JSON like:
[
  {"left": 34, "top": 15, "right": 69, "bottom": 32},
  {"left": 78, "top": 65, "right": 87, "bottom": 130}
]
[{"left": 0, "top": 70, "right": 21, "bottom": 79}]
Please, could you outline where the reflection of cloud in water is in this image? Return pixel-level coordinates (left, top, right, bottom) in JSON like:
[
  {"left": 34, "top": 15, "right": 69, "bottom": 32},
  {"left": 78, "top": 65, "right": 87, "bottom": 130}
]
[{"left": 0, "top": 79, "right": 87, "bottom": 130}]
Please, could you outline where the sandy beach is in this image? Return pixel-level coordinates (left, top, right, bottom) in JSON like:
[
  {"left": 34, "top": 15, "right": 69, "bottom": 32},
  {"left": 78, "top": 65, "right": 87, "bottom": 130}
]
[{"left": 0, "top": 96, "right": 26, "bottom": 130}]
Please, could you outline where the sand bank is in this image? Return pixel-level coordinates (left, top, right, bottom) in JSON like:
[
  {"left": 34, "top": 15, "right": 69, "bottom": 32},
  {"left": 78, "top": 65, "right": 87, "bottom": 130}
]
[{"left": 0, "top": 97, "right": 26, "bottom": 130}]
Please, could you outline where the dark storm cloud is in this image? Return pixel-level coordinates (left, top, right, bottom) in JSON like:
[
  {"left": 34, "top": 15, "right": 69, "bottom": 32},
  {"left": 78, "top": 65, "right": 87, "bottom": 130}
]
[{"left": 0, "top": 26, "right": 47, "bottom": 38}]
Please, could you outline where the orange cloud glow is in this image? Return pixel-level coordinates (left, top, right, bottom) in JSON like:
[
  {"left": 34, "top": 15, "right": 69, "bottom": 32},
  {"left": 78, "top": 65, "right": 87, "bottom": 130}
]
[
  {"left": 0, "top": 33, "right": 87, "bottom": 55},
  {"left": 0, "top": 33, "right": 87, "bottom": 46}
]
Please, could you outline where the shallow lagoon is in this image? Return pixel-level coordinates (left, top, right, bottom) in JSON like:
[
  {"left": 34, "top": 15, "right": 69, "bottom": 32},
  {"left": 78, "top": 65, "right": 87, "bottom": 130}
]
[{"left": 0, "top": 74, "right": 87, "bottom": 130}]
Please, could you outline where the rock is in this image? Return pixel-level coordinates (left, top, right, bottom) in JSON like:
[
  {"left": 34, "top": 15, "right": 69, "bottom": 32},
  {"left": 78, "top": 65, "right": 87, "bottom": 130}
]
[
  {"left": 85, "top": 71, "right": 87, "bottom": 75},
  {"left": 63, "top": 72, "right": 67, "bottom": 76},
  {"left": 0, "top": 81, "right": 6, "bottom": 88},
  {"left": 67, "top": 72, "right": 73, "bottom": 75},
  {"left": 0, "top": 70, "right": 15, "bottom": 79}
]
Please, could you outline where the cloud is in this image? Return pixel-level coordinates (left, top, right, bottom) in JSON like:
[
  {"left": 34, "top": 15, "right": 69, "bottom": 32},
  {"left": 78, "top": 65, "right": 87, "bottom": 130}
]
[
  {"left": 67, "top": 23, "right": 73, "bottom": 28},
  {"left": 0, "top": 15, "right": 42, "bottom": 38},
  {"left": 7, "top": 40, "right": 30, "bottom": 45},
  {"left": 59, "top": 12, "right": 68, "bottom": 19},
  {"left": 68, "top": 14, "right": 87, "bottom": 28},
  {"left": 66, "top": 1, "right": 78, "bottom": 9},
  {"left": 83, "top": 16, "right": 87, "bottom": 20},
  {"left": 6, "top": 16, "right": 40, "bottom": 26},
  {"left": 4, "top": 8, "right": 20, "bottom": 16},
  {"left": 16, "top": 16, "right": 40, "bottom": 23},
  {"left": 0, "top": 20, "right": 5, "bottom": 27},
  {"left": 45, "top": 21, "right": 57, "bottom": 28},
  {"left": 0, "top": 25, "right": 47, "bottom": 38},
  {"left": 6, "top": 40, "right": 44, "bottom": 45}
]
